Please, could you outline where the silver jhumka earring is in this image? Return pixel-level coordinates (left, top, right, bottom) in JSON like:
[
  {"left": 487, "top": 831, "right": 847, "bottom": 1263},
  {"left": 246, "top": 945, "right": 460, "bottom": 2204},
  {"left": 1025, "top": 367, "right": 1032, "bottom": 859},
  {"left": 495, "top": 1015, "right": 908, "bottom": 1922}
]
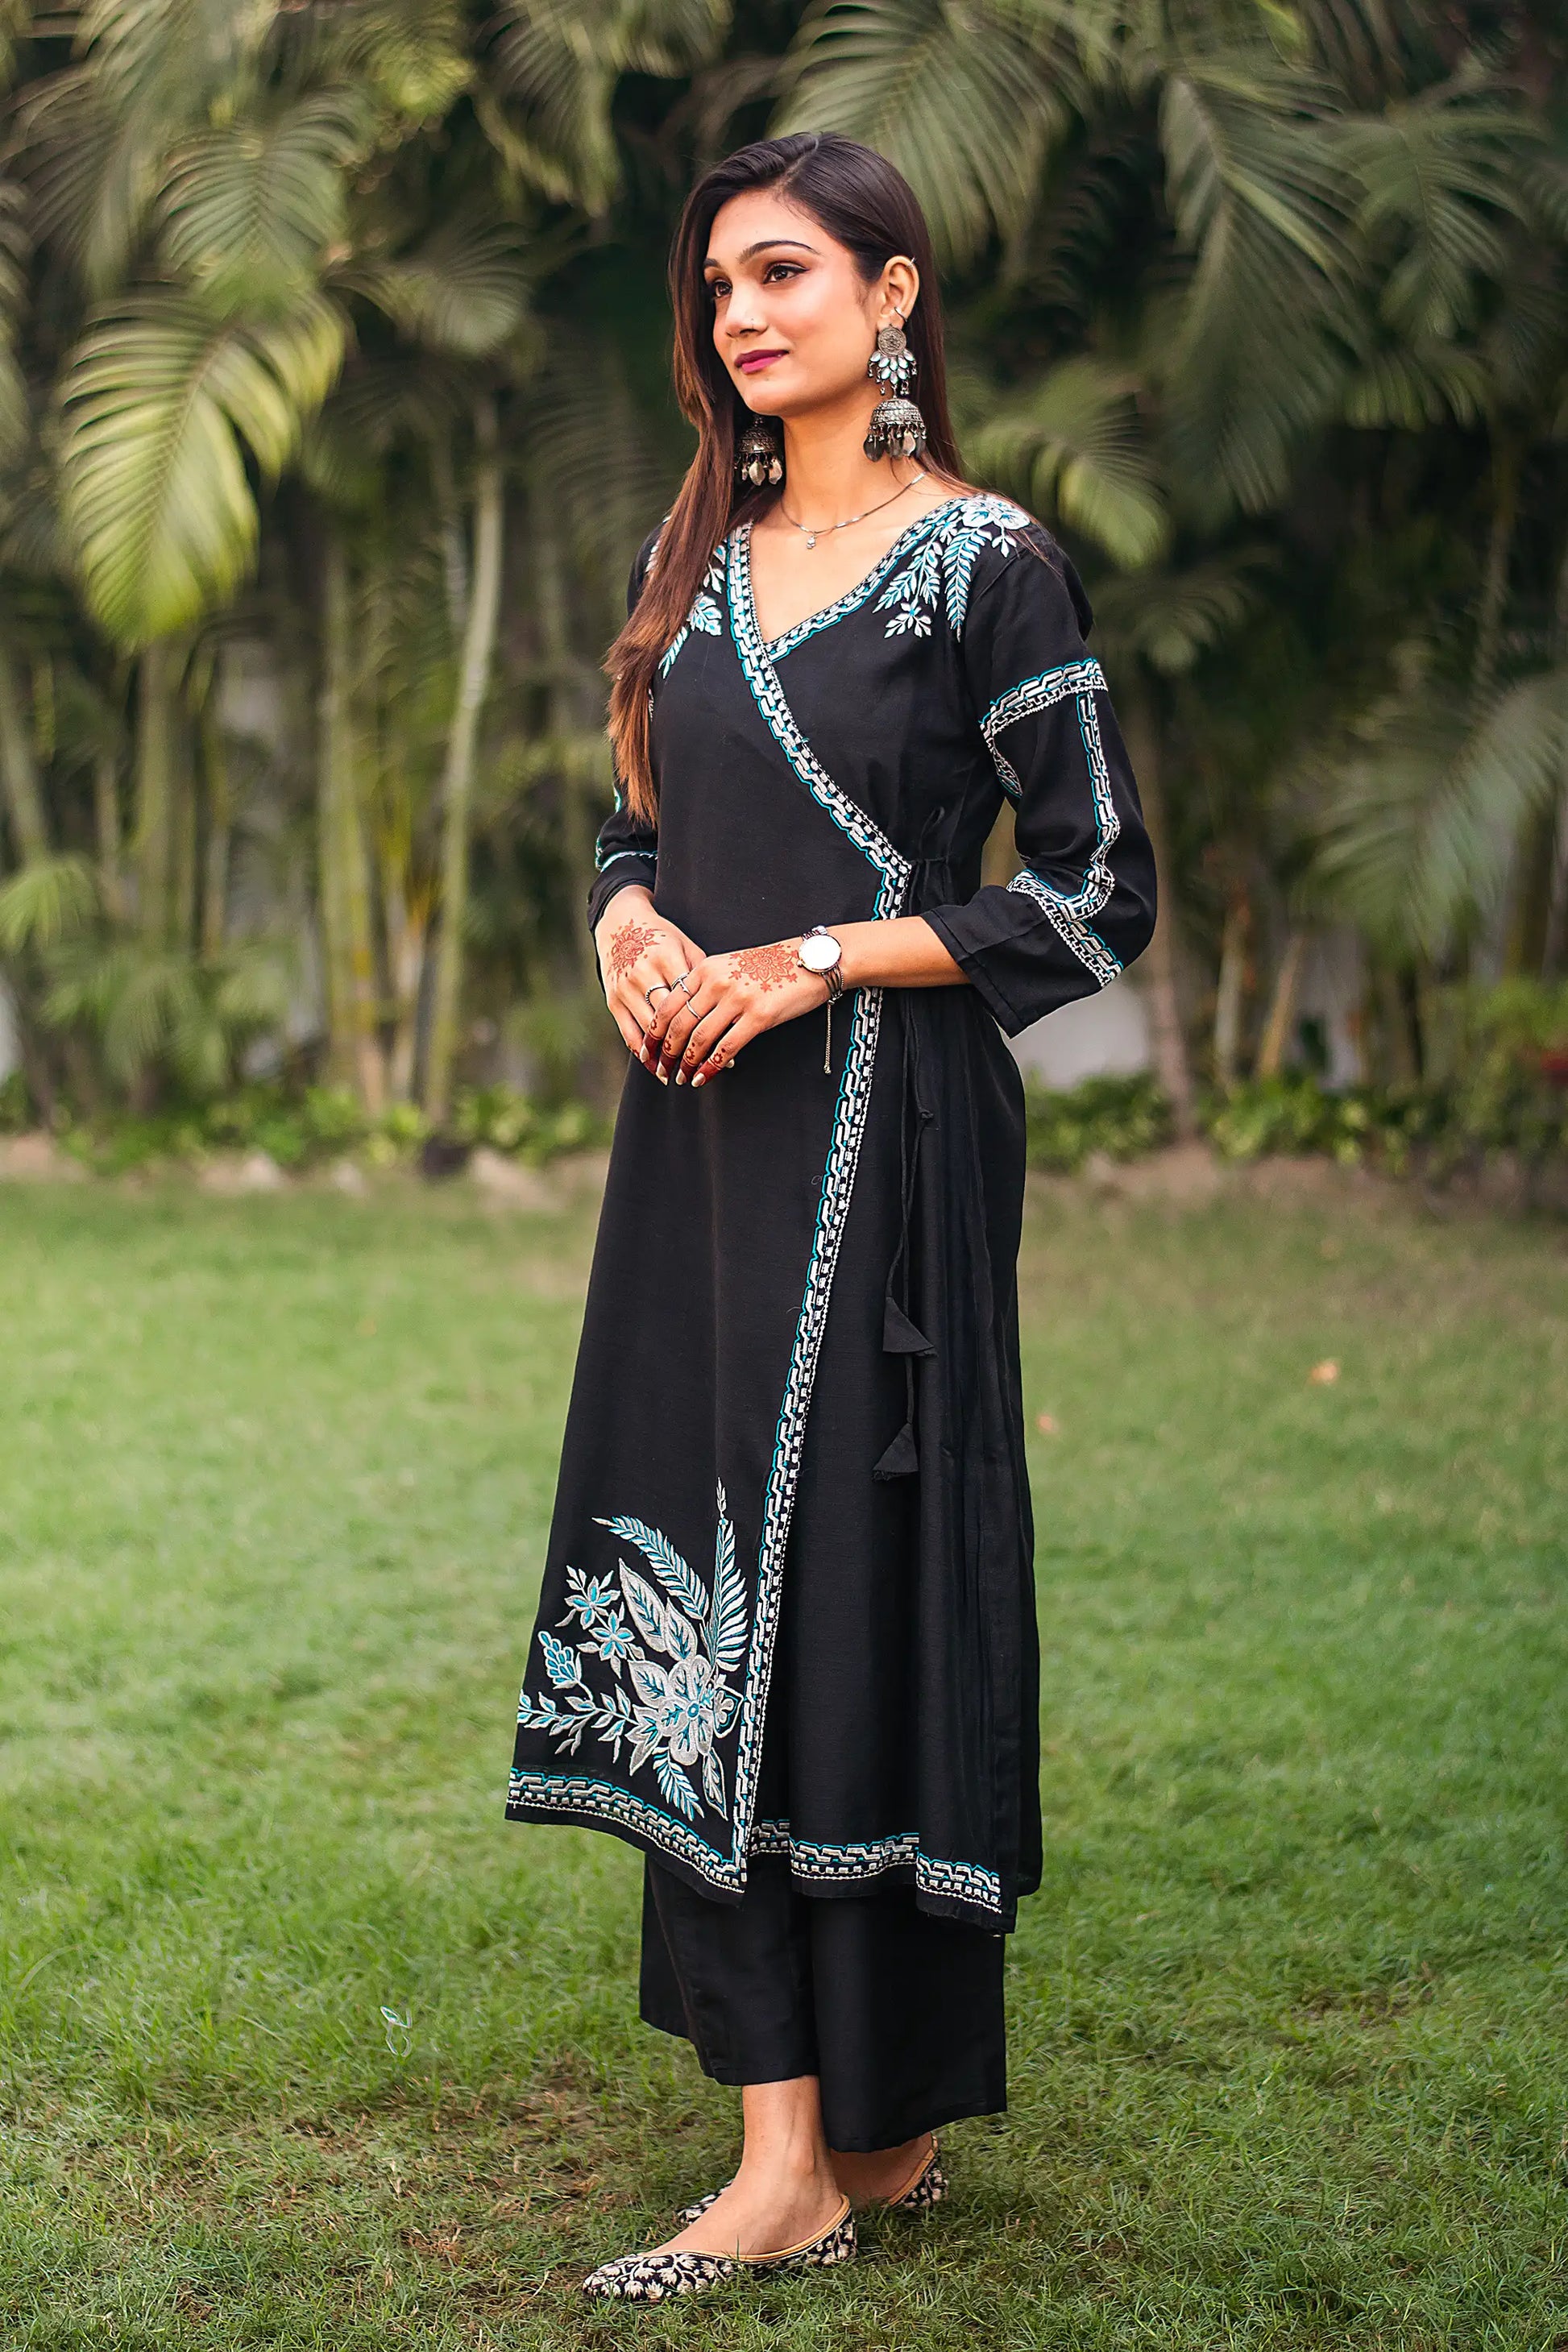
[
  {"left": 864, "top": 313, "right": 927, "bottom": 462},
  {"left": 735, "top": 417, "right": 783, "bottom": 487}
]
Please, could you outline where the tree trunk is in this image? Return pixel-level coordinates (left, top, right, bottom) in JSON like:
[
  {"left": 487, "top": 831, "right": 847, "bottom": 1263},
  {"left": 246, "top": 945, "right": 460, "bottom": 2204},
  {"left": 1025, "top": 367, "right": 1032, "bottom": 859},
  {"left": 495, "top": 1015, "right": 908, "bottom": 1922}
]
[
  {"left": 1120, "top": 674, "right": 1196, "bottom": 1135},
  {"left": 172, "top": 728, "right": 197, "bottom": 952},
  {"left": 0, "top": 643, "right": 49, "bottom": 867},
  {"left": 425, "top": 396, "right": 504, "bottom": 1126},
  {"left": 1212, "top": 890, "right": 1251, "bottom": 1089},
  {"left": 317, "top": 526, "right": 384, "bottom": 1108},
  {"left": 1255, "top": 929, "right": 1308, "bottom": 1079},
  {"left": 134, "top": 641, "right": 177, "bottom": 942},
  {"left": 200, "top": 695, "right": 230, "bottom": 960},
  {"left": 95, "top": 747, "right": 125, "bottom": 922},
  {"left": 1471, "top": 434, "right": 1519, "bottom": 716},
  {"left": 532, "top": 511, "right": 602, "bottom": 1000}
]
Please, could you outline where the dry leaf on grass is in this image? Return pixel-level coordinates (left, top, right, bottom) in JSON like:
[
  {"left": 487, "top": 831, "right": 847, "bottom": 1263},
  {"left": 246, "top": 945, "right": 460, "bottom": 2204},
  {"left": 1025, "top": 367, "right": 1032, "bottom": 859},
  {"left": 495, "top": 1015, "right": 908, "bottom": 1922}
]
[
  {"left": 1308, "top": 1359, "right": 1340, "bottom": 1385},
  {"left": 1035, "top": 1412, "right": 1060, "bottom": 1433}
]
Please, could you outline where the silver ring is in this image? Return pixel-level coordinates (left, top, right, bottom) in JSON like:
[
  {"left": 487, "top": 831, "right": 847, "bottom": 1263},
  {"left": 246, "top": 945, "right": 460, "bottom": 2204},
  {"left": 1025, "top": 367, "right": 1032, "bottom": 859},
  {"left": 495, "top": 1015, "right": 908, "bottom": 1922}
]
[
  {"left": 645, "top": 981, "right": 673, "bottom": 1003},
  {"left": 674, "top": 972, "right": 696, "bottom": 999}
]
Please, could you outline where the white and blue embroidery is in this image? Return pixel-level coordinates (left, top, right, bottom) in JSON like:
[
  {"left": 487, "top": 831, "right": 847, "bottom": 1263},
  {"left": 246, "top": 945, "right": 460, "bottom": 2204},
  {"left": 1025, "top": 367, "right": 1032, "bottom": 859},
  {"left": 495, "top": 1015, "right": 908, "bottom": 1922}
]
[
  {"left": 982, "top": 658, "right": 1106, "bottom": 798},
  {"left": 659, "top": 548, "right": 727, "bottom": 678},
  {"left": 750, "top": 1821, "right": 1003, "bottom": 1912},
  {"left": 875, "top": 493, "right": 1029, "bottom": 639},
  {"left": 1006, "top": 679, "right": 1122, "bottom": 988},
  {"left": 516, "top": 1482, "right": 747, "bottom": 1823}
]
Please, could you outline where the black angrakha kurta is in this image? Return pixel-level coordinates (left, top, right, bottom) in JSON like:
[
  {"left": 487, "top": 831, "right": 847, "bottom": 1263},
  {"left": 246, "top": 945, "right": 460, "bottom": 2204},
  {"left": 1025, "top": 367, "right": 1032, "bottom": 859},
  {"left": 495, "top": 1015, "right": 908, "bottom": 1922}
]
[{"left": 508, "top": 492, "right": 1155, "bottom": 1938}]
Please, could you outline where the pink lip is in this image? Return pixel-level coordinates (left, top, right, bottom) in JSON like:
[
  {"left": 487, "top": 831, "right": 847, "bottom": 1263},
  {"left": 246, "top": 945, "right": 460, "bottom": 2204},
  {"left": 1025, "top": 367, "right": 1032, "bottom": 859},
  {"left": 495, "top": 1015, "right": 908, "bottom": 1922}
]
[{"left": 737, "top": 349, "right": 787, "bottom": 374}]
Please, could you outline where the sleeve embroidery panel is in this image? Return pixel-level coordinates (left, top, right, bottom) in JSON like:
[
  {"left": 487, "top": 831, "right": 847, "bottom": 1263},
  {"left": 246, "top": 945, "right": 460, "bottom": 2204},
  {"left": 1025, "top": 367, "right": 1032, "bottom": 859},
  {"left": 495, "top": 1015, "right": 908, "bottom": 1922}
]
[{"left": 990, "top": 660, "right": 1124, "bottom": 992}]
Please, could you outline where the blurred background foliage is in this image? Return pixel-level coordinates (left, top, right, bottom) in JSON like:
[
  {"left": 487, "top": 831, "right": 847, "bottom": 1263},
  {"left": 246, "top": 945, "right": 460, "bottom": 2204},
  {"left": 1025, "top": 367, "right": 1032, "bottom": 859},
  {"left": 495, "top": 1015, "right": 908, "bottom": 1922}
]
[{"left": 0, "top": 0, "right": 1565, "bottom": 1172}]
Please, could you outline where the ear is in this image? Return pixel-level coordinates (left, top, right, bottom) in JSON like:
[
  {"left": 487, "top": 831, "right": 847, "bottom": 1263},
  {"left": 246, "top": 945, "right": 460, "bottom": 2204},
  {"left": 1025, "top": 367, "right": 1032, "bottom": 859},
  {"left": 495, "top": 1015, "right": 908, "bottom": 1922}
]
[{"left": 879, "top": 254, "right": 921, "bottom": 326}]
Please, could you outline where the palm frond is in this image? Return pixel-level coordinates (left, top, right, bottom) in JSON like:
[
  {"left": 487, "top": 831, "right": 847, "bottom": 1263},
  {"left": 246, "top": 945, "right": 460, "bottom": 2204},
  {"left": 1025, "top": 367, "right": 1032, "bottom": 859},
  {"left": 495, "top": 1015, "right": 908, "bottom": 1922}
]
[
  {"left": 485, "top": 0, "right": 728, "bottom": 214},
  {"left": 1342, "top": 340, "right": 1487, "bottom": 428},
  {"left": 159, "top": 93, "right": 370, "bottom": 317},
  {"left": 352, "top": 222, "right": 533, "bottom": 359},
  {"left": 1340, "top": 85, "right": 1534, "bottom": 342},
  {"left": 0, "top": 854, "right": 98, "bottom": 952},
  {"left": 1310, "top": 666, "right": 1568, "bottom": 956},
  {"left": 1159, "top": 54, "right": 1357, "bottom": 514},
  {"left": 967, "top": 357, "right": 1168, "bottom": 570},
  {"left": 775, "top": 0, "right": 1068, "bottom": 267},
  {"left": 58, "top": 289, "right": 348, "bottom": 644},
  {"left": 314, "top": 0, "right": 471, "bottom": 121},
  {"left": 1091, "top": 550, "right": 1271, "bottom": 674}
]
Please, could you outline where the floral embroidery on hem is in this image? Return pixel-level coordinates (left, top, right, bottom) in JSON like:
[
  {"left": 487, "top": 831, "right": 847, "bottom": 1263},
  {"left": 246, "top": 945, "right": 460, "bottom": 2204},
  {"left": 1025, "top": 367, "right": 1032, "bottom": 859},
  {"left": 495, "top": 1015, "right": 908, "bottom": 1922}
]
[{"left": 516, "top": 1483, "right": 747, "bottom": 1823}]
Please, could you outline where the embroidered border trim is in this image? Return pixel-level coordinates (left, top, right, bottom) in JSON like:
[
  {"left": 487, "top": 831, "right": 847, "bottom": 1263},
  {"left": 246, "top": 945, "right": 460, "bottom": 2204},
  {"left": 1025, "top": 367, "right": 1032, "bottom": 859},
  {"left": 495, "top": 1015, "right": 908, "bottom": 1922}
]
[
  {"left": 719, "top": 518, "right": 914, "bottom": 1893},
  {"left": 749, "top": 1819, "right": 1004, "bottom": 1913},
  {"left": 1006, "top": 685, "right": 1122, "bottom": 988},
  {"left": 508, "top": 1768, "right": 734, "bottom": 1873},
  {"left": 981, "top": 659, "right": 1106, "bottom": 798}
]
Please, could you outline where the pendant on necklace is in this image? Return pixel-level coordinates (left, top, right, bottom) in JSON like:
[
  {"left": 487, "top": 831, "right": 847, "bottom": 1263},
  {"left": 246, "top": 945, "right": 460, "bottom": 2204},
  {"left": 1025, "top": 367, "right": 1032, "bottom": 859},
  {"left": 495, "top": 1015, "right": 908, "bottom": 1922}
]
[{"left": 805, "top": 533, "right": 817, "bottom": 550}]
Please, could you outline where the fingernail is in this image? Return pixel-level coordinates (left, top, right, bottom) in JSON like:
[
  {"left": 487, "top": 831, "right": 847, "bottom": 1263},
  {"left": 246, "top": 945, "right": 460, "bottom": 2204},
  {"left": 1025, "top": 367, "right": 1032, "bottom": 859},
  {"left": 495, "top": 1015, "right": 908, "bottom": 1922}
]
[{"left": 691, "top": 1074, "right": 704, "bottom": 1089}]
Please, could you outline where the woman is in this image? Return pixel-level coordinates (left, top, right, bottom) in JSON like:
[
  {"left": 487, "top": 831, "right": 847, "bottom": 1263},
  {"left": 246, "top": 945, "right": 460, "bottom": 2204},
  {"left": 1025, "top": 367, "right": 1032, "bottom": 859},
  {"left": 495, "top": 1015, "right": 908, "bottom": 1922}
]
[{"left": 508, "top": 131, "right": 1155, "bottom": 2301}]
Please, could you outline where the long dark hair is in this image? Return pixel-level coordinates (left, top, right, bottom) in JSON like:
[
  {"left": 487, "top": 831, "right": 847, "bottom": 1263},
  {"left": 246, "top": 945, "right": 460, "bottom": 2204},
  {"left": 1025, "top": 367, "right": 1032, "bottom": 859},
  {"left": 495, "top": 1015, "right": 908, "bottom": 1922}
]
[{"left": 607, "top": 133, "right": 966, "bottom": 821}]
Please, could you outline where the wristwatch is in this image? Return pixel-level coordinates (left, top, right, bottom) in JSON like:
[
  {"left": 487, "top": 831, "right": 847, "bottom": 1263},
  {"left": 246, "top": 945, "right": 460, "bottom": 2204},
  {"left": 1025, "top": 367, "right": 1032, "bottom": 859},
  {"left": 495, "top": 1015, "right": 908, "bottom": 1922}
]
[{"left": 796, "top": 925, "right": 844, "bottom": 1002}]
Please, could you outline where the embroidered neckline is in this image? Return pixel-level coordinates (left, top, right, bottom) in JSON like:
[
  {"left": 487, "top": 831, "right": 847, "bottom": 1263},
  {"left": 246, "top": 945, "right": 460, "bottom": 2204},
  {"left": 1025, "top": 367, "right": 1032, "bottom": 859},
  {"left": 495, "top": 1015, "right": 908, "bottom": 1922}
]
[{"left": 739, "top": 493, "right": 967, "bottom": 660}]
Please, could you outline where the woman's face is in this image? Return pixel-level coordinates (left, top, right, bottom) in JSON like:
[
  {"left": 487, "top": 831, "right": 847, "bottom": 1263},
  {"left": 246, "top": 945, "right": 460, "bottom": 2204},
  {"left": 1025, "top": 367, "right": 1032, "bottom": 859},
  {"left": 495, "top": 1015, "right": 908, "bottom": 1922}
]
[{"left": 703, "top": 189, "right": 914, "bottom": 421}]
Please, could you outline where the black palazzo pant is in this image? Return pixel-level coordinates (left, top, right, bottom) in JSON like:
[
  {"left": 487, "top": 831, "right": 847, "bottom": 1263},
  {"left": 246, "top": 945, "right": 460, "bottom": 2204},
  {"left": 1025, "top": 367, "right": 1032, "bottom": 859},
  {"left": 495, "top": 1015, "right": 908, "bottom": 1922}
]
[{"left": 637, "top": 1647, "right": 1007, "bottom": 2153}]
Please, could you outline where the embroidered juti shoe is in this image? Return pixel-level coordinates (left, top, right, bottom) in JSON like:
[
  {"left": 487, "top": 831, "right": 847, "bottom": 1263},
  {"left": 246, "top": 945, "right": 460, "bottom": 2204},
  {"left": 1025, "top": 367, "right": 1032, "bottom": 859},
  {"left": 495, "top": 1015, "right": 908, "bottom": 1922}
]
[
  {"left": 676, "top": 2135, "right": 945, "bottom": 2225},
  {"left": 581, "top": 2196, "right": 856, "bottom": 2301}
]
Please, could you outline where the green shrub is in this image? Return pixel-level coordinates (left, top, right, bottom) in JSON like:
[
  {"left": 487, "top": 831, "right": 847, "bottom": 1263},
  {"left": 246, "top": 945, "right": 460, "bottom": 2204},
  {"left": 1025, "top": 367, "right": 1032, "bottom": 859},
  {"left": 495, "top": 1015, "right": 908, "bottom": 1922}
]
[
  {"left": 0, "top": 1070, "right": 31, "bottom": 1133},
  {"left": 1023, "top": 1072, "right": 1172, "bottom": 1172}
]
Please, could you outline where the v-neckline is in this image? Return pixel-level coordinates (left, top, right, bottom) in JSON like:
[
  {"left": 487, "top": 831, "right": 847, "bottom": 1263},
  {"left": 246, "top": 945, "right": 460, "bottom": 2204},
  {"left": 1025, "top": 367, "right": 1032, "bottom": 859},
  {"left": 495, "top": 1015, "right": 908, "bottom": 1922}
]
[{"left": 736, "top": 495, "right": 964, "bottom": 662}]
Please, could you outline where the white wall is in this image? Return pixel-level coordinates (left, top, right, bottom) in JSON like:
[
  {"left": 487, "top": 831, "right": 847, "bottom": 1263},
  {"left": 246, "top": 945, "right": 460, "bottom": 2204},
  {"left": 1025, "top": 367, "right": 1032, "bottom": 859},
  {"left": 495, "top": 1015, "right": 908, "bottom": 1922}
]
[{"left": 1009, "top": 973, "right": 1151, "bottom": 1089}]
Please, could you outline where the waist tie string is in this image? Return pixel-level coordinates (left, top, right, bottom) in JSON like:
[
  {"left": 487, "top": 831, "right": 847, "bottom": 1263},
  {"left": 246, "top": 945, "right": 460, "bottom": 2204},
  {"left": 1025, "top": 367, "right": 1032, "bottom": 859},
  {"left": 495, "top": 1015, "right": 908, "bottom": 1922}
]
[{"left": 872, "top": 856, "right": 956, "bottom": 1483}]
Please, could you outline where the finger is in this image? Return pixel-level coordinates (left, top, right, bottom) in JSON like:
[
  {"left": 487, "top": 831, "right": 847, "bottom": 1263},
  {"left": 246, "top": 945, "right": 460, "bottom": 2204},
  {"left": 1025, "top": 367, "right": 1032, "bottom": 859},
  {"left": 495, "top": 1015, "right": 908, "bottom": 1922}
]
[
  {"left": 655, "top": 981, "right": 716, "bottom": 1062},
  {"left": 691, "top": 1012, "right": 756, "bottom": 1086},
  {"left": 609, "top": 1004, "right": 645, "bottom": 1056},
  {"left": 672, "top": 1000, "right": 737, "bottom": 1082},
  {"left": 647, "top": 991, "right": 700, "bottom": 1054},
  {"left": 647, "top": 956, "right": 707, "bottom": 1046}
]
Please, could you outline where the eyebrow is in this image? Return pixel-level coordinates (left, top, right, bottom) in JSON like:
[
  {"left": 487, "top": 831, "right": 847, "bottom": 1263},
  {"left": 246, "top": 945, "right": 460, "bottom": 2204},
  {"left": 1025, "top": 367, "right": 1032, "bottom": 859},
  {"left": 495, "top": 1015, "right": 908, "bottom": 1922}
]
[{"left": 703, "top": 238, "right": 819, "bottom": 269}]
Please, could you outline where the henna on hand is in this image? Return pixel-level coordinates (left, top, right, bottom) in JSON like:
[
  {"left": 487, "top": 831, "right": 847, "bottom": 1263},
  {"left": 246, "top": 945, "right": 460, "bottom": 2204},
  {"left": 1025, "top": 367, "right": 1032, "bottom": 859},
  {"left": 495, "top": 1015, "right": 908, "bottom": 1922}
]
[
  {"left": 607, "top": 922, "right": 662, "bottom": 984},
  {"left": 732, "top": 940, "right": 805, "bottom": 993}
]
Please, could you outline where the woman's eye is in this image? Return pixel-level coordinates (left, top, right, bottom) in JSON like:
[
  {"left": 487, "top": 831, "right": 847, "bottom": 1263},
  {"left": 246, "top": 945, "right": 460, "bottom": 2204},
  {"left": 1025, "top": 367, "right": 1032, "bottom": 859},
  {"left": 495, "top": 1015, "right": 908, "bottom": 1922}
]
[
  {"left": 763, "top": 263, "right": 801, "bottom": 284},
  {"left": 707, "top": 278, "right": 729, "bottom": 301}
]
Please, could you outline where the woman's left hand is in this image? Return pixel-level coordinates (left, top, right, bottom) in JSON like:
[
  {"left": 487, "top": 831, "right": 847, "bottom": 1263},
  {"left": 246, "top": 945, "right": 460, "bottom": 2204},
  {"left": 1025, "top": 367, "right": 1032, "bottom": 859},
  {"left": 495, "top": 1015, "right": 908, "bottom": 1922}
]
[{"left": 642, "top": 939, "right": 829, "bottom": 1086}]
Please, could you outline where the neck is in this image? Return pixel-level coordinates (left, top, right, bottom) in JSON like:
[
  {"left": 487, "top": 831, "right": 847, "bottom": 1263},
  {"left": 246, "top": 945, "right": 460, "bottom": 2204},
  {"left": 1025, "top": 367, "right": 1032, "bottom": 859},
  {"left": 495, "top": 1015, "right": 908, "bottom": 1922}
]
[{"left": 778, "top": 387, "right": 921, "bottom": 524}]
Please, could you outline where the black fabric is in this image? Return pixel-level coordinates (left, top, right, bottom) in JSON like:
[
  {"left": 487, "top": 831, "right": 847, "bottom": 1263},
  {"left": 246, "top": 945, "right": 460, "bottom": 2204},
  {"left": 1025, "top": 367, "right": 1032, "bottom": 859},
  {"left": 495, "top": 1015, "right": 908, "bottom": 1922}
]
[
  {"left": 639, "top": 1853, "right": 1006, "bottom": 2153},
  {"left": 508, "top": 492, "right": 1155, "bottom": 1933}
]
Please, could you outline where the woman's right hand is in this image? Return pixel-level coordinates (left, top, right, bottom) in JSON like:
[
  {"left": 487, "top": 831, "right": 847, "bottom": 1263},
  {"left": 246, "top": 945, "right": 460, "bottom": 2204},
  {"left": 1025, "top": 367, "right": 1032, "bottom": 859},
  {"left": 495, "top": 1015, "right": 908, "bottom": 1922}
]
[{"left": 594, "top": 888, "right": 706, "bottom": 1074}]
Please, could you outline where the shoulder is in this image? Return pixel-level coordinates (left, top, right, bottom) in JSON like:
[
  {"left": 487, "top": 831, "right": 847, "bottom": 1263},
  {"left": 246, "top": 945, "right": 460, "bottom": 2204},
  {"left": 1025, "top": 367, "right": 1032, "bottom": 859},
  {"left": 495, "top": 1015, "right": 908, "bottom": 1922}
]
[
  {"left": 881, "top": 492, "right": 1090, "bottom": 641},
  {"left": 940, "top": 494, "right": 1094, "bottom": 638}
]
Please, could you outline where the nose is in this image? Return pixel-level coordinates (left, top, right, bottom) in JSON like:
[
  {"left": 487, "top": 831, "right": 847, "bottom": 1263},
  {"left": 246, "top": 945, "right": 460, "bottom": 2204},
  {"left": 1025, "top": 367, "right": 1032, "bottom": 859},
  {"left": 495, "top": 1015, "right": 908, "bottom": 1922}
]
[{"left": 724, "top": 286, "right": 765, "bottom": 340}]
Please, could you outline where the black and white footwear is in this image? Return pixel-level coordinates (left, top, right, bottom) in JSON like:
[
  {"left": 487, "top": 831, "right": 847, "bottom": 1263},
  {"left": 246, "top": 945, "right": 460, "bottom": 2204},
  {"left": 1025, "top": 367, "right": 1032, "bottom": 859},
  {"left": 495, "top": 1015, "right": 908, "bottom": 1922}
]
[
  {"left": 582, "top": 2196, "right": 856, "bottom": 2302},
  {"left": 677, "top": 2136, "right": 946, "bottom": 2227}
]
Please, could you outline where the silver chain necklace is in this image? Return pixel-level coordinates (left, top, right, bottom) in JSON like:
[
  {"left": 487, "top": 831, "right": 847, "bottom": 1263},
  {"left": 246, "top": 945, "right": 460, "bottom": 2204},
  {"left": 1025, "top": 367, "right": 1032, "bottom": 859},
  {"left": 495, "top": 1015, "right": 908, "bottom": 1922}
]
[{"left": 777, "top": 469, "right": 927, "bottom": 551}]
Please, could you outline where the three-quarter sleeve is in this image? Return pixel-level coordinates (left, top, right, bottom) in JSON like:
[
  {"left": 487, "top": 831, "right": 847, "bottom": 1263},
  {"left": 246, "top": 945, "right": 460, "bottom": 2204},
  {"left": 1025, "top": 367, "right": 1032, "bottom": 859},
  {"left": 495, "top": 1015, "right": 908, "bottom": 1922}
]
[
  {"left": 922, "top": 540, "right": 1157, "bottom": 1037},
  {"left": 586, "top": 532, "right": 661, "bottom": 935}
]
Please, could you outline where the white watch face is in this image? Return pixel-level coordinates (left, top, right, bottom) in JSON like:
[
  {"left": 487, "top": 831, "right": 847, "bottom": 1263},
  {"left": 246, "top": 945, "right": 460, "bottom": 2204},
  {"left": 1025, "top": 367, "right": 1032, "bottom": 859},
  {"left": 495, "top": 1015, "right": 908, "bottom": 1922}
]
[{"left": 798, "top": 932, "right": 841, "bottom": 974}]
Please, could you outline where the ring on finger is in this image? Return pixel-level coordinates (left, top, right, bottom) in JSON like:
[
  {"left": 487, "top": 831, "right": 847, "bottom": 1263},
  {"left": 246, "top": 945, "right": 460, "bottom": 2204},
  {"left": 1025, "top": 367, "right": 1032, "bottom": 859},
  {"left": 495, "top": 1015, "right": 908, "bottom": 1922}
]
[{"left": 645, "top": 981, "right": 673, "bottom": 1004}]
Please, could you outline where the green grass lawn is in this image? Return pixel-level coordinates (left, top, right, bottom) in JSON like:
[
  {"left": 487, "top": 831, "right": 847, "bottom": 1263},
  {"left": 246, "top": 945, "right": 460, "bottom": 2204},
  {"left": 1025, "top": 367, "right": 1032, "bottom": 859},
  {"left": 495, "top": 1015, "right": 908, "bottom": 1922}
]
[{"left": 1, "top": 1172, "right": 1565, "bottom": 2350}]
